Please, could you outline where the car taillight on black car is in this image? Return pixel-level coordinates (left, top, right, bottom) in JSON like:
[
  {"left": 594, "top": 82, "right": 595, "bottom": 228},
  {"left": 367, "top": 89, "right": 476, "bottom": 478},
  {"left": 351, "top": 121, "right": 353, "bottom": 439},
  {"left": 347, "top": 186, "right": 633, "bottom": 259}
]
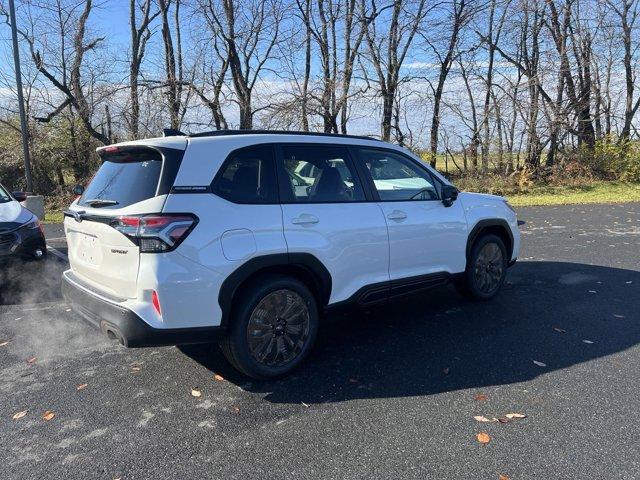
[{"left": 111, "top": 214, "right": 198, "bottom": 253}]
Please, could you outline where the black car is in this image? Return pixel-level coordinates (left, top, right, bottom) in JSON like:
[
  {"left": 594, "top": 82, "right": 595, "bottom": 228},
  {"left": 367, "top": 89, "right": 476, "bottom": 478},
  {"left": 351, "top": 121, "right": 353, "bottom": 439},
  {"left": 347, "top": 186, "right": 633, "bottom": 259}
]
[{"left": 0, "top": 182, "right": 46, "bottom": 261}]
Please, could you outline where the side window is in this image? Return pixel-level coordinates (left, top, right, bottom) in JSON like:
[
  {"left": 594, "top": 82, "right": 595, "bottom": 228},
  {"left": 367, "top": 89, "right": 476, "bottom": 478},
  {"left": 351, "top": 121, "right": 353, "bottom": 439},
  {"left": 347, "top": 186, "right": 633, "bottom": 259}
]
[
  {"left": 212, "top": 145, "right": 278, "bottom": 204},
  {"left": 277, "top": 145, "right": 365, "bottom": 203},
  {"left": 356, "top": 148, "right": 440, "bottom": 201}
]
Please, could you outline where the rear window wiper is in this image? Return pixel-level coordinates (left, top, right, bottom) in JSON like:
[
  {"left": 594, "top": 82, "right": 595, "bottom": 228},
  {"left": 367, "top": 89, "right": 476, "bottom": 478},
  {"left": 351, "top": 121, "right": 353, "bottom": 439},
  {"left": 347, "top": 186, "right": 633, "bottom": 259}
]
[{"left": 84, "top": 198, "right": 119, "bottom": 207}]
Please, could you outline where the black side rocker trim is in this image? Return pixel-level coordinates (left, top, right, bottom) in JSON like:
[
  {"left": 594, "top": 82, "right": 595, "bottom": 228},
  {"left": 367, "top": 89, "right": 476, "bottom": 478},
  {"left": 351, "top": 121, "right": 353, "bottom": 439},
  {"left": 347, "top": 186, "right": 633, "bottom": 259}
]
[
  {"left": 326, "top": 272, "right": 451, "bottom": 313},
  {"left": 62, "top": 272, "right": 225, "bottom": 347}
]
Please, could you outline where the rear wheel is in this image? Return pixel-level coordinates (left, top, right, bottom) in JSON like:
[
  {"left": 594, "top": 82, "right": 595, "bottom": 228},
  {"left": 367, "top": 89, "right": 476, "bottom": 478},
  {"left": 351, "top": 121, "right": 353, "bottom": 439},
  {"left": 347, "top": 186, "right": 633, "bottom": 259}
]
[
  {"left": 455, "top": 234, "right": 507, "bottom": 300},
  {"left": 220, "top": 274, "right": 319, "bottom": 379}
]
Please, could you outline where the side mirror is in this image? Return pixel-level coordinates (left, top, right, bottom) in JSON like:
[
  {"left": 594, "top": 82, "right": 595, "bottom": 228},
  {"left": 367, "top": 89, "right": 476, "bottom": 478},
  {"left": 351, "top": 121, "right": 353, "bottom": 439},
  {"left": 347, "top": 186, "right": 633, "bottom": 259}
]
[
  {"left": 12, "top": 191, "right": 27, "bottom": 202},
  {"left": 441, "top": 185, "right": 458, "bottom": 207},
  {"left": 72, "top": 184, "right": 85, "bottom": 196}
]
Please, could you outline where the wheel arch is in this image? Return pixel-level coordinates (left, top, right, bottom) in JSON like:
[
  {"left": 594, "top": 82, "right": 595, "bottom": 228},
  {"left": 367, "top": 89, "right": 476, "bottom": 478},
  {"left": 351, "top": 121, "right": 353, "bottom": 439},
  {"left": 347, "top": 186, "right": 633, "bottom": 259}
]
[
  {"left": 466, "top": 219, "right": 514, "bottom": 264},
  {"left": 218, "top": 253, "right": 332, "bottom": 327}
]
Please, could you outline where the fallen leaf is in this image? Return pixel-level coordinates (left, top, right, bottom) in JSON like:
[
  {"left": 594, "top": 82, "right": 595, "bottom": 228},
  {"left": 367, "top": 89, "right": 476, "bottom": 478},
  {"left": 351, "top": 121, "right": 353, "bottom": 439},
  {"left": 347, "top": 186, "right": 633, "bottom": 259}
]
[
  {"left": 12, "top": 410, "right": 27, "bottom": 420},
  {"left": 42, "top": 410, "right": 55, "bottom": 421},
  {"left": 474, "top": 415, "right": 494, "bottom": 423},
  {"left": 499, "top": 475, "right": 511, "bottom": 480},
  {"left": 505, "top": 413, "right": 526, "bottom": 419},
  {"left": 76, "top": 383, "right": 88, "bottom": 391},
  {"left": 231, "top": 405, "right": 240, "bottom": 414},
  {"left": 583, "top": 340, "right": 594, "bottom": 344},
  {"left": 213, "top": 374, "right": 224, "bottom": 382},
  {"left": 27, "top": 357, "right": 37, "bottom": 365},
  {"left": 532, "top": 360, "right": 547, "bottom": 367},
  {"left": 474, "top": 393, "right": 488, "bottom": 401},
  {"left": 443, "top": 368, "right": 450, "bottom": 375},
  {"left": 0, "top": 340, "right": 9, "bottom": 347},
  {"left": 191, "top": 388, "right": 202, "bottom": 398},
  {"left": 476, "top": 432, "right": 491, "bottom": 444},
  {"left": 553, "top": 327, "right": 566, "bottom": 333}
]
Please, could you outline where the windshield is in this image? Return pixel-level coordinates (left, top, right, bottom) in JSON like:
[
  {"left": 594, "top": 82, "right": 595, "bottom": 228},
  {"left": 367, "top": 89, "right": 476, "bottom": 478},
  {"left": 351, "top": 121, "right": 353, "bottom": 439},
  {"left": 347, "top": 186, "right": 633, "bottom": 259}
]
[
  {"left": 78, "top": 148, "right": 163, "bottom": 209},
  {"left": 0, "top": 184, "right": 11, "bottom": 203}
]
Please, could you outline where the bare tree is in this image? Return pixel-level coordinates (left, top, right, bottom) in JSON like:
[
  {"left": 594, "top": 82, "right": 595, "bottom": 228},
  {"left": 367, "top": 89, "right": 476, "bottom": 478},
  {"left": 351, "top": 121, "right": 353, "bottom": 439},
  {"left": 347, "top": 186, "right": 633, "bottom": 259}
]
[
  {"left": 479, "top": 0, "right": 508, "bottom": 171},
  {"left": 189, "top": 21, "right": 230, "bottom": 130},
  {"left": 426, "top": 0, "right": 472, "bottom": 167},
  {"left": 1, "top": 0, "right": 109, "bottom": 145},
  {"left": 361, "top": 0, "right": 428, "bottom": 141},
  {"left": 295, "top": 0, "right": 365, "bottom": 133},
  {"left": 128, "top": 0, "right": 159, "bottom": 138},
  {"left": 607, "top": 0, "right": 640, "bottom": 144},
  {"left": 201, "top": 0, "right": 284, "bottom": 129}
]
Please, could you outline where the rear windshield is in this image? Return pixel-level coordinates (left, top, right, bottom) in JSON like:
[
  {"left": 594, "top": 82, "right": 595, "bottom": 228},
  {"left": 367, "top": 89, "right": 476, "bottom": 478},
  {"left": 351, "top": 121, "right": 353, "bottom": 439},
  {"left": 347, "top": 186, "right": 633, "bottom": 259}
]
[
  {"left": 0, "top": 184, "right": 10, "bottom": 203},
  {"left": 78, "top": 148, "right": 163, "bottom": 209}
]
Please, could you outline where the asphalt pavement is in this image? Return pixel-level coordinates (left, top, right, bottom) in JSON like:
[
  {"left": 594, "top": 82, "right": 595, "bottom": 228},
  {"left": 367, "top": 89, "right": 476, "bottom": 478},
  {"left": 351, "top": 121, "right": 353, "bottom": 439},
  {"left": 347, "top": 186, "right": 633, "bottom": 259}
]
[{"left": 1, "top": 203, "right": 638, "bottom": 479}]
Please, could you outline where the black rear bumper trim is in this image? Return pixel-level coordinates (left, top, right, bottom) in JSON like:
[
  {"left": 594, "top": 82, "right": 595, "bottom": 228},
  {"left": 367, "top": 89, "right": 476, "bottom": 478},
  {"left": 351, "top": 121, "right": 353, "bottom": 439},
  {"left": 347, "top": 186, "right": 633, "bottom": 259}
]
[{"left": 61, "top": 272, "right": 225, "bottom": 347}]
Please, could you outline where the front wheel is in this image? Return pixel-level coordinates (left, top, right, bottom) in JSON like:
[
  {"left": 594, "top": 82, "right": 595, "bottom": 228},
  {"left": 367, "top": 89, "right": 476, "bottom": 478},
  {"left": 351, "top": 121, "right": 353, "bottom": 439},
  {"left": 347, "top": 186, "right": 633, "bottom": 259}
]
[
  {"left": 220, "top": 274, "right": 319, "bottom": 379},
  {"left": 455, "top": 234, "right": 507, "bottom": 300}
]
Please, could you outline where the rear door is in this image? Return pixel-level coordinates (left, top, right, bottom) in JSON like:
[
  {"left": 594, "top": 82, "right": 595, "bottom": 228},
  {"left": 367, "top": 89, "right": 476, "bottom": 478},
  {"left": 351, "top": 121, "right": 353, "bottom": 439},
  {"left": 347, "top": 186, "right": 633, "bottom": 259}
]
[
  {"left": 277, "top": 143, "right": 389, "bottom": 304},
  {"left": 64, "top": 144, "right": 184, "bottom": 298}
]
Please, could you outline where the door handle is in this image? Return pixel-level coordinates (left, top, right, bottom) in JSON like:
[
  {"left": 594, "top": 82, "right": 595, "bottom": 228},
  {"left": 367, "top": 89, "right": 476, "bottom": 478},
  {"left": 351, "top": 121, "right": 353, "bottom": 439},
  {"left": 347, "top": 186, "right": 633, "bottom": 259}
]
[
  {"left": 386, "top": 210, "right": 407, "bottom": 221},
  {"left": 291, "top": 214, "right": 319, "bottom": 225}
]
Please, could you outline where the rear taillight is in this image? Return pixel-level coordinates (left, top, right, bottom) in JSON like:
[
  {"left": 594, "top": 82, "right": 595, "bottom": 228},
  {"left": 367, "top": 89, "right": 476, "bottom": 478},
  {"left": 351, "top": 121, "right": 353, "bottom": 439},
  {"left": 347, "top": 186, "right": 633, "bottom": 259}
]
[{"left": 111, "top": 214, "right": 198, "bottom": 253}]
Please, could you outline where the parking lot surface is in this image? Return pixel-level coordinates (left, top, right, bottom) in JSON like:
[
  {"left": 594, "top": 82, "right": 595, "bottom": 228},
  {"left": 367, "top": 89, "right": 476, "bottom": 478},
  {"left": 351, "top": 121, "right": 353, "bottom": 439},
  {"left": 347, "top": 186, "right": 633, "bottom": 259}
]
[{"left": 1, "top": 203, "right": 638, "bottom": 479}]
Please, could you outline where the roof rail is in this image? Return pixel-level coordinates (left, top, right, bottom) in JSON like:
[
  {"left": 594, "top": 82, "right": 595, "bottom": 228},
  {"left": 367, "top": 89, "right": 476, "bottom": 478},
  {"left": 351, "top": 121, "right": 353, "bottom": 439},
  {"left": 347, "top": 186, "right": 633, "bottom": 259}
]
[
  {"left": 163, "top": 128, "right": 186, "bottom": 137},
  {"left": 184, "top": 129, "right": 379, "bottom": 141}
]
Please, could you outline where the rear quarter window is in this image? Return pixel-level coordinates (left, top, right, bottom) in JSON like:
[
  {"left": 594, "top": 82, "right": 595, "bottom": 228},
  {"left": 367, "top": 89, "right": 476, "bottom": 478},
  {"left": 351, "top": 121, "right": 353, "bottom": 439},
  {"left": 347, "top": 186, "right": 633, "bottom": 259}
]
[{"left": 79, "top": 148, "right": 164, "bottom": 209}]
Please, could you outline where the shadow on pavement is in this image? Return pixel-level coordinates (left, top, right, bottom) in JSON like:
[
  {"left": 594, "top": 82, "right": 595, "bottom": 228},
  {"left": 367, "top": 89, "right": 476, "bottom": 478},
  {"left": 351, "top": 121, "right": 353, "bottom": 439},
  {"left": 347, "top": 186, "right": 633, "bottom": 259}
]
[{"left": 180, "top": 261, "right": 640, "bottom": 403}]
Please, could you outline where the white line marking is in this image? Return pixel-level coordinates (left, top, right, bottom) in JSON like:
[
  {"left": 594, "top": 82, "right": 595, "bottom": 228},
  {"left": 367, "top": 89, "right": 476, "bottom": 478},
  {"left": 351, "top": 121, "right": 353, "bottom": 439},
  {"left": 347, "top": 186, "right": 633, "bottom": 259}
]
[{"left": 47, "top": 246, "right": 68, "bottom": 261}]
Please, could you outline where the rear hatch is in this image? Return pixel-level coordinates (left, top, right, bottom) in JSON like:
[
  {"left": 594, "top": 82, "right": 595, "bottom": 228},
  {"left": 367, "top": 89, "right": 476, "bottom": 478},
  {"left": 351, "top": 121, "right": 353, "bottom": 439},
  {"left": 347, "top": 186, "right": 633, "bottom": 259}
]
[{"left": 64, "top": 143, "right": 185, "bottom": 299}]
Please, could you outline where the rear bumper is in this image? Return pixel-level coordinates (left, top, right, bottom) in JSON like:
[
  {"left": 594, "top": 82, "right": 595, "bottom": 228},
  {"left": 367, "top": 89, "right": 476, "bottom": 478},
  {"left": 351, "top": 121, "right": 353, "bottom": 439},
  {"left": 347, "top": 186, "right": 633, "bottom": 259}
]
[{"left": 61, "top": 270, "right": 226, "bottom": 347}]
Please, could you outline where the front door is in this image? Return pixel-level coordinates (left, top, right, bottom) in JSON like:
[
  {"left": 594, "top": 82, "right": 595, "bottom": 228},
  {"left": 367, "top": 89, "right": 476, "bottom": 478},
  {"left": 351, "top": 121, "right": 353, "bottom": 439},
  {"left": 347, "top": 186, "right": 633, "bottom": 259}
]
[
  {"left": 352, "top": 147, "right": 467, "bottom": 281},
  {"left": 276, "top": 143, "right": 390, "bottom": 304}
]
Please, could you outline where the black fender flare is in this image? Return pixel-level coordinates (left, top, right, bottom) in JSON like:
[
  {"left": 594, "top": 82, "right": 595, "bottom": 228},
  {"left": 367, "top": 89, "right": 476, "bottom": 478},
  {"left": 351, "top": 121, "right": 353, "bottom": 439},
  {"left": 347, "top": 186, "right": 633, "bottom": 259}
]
[
  {"left": 218, "top": 253, "right": 332, "bottom": 327},
  {"left": 465, "top": 218, "right": 514, "bottom": 262}
]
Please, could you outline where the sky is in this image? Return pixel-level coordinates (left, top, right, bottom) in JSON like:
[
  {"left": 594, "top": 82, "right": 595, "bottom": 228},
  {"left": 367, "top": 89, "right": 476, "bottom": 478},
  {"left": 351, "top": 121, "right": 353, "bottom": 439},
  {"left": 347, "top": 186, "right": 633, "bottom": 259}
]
[{"left": 0, "top": 0, "right": 420, "bottom": 139}]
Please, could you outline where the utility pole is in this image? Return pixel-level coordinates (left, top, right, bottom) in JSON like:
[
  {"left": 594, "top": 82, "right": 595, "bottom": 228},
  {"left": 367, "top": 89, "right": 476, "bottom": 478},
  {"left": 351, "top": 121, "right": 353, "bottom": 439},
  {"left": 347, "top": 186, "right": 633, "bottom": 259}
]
[{"left": 8, "top": 0, "right": 34, "bottom": 193}]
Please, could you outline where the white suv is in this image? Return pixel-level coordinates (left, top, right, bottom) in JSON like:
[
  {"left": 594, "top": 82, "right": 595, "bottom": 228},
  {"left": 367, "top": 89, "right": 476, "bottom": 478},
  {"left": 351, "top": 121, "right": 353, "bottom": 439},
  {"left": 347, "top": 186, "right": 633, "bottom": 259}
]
[{"left": 62, "top": 131, "right": 520, "bottom": 378}]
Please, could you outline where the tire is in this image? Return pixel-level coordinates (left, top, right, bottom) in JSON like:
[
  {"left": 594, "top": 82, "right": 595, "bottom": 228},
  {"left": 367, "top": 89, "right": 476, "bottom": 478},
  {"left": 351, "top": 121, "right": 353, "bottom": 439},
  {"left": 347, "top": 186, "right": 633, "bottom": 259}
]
[
  {"left": 455, "top": 233, "right": 508, "bottom": 301},
  {"left": 220, "top": 274, "right": 319, "bottom": 379}
]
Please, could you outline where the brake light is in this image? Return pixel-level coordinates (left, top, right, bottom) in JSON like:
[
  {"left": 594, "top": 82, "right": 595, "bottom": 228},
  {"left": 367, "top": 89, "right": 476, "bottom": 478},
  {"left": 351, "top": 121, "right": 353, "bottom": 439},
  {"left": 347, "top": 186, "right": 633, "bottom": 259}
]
[
  {"left": 111, "top": 214, "right": 198, "bottom": 253},
  {"left": 152, "top": 290, "right": 162, "bottom": 316}
]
